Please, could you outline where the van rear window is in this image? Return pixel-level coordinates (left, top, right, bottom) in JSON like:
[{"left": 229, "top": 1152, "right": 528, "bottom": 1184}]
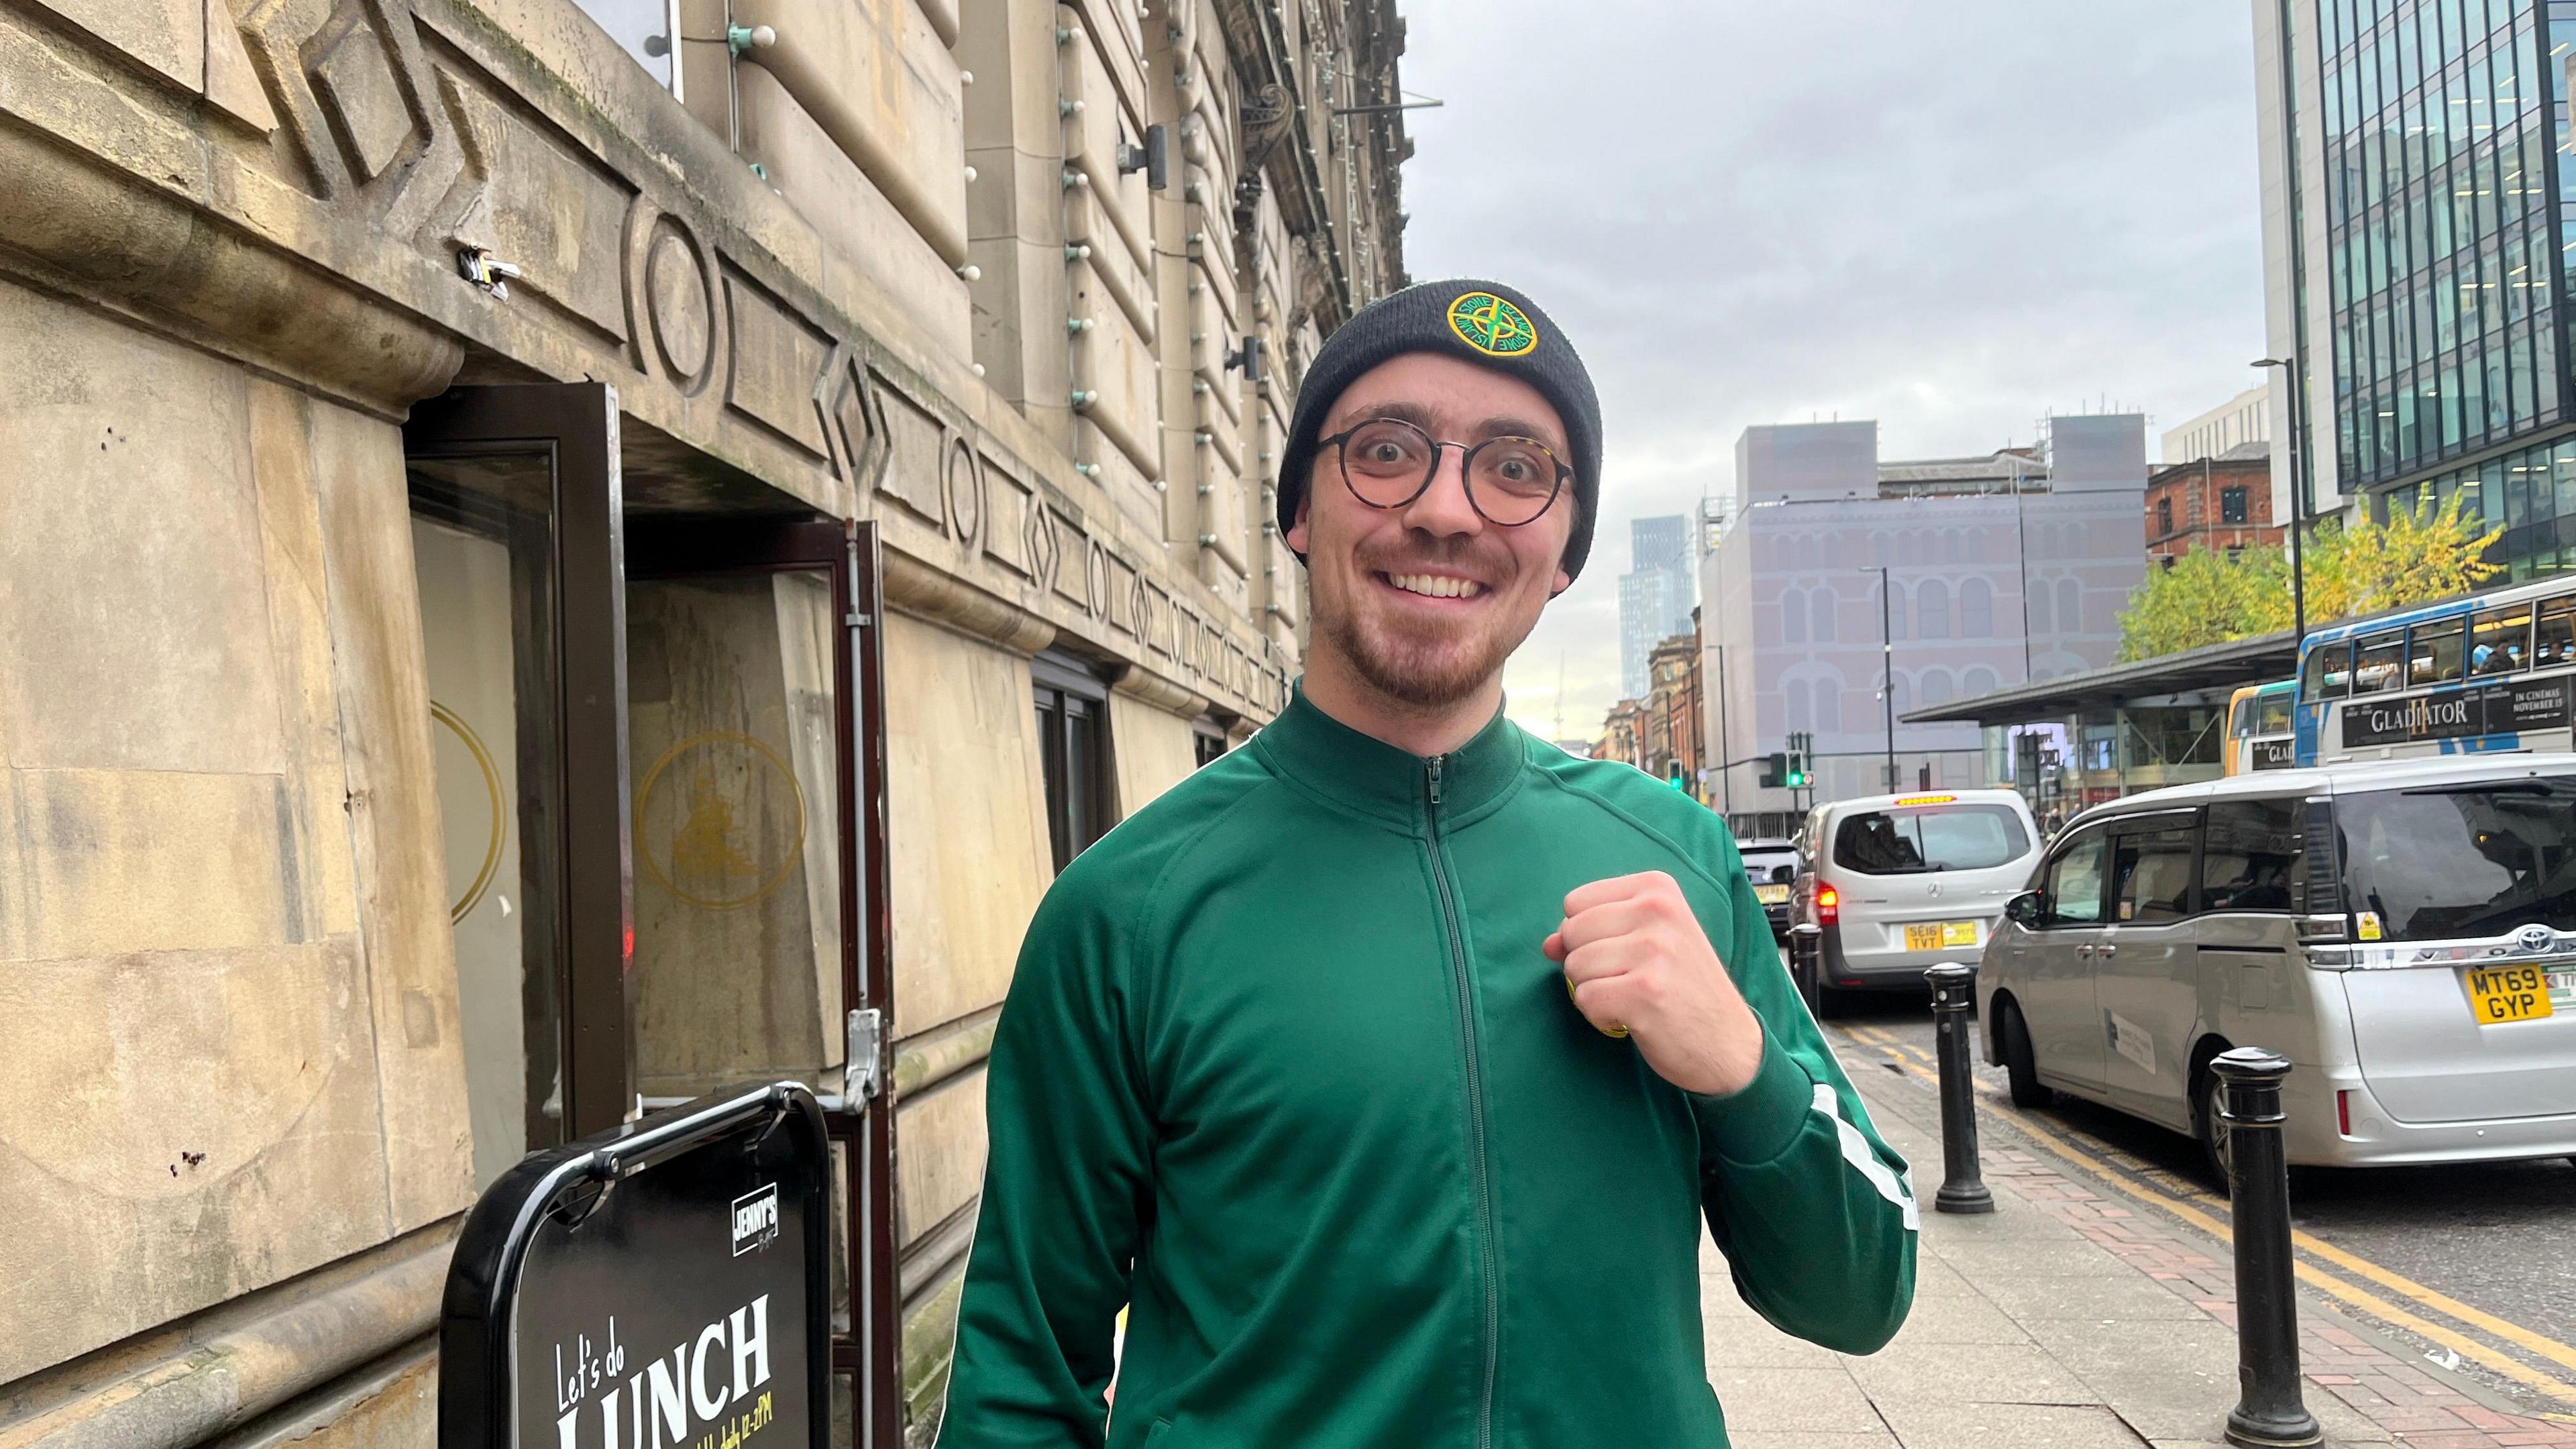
[
  {"left": 1833, "top": 805, "right": 2031, "bottom": 875},
  {"left": 2337, "top": 777, "right": 2576, "bottom": 941}
]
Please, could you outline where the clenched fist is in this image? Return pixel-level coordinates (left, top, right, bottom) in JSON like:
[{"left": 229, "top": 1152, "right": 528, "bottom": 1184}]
[{"left": 1543, "top": 871, "right": 1768, "bottom": 1097}]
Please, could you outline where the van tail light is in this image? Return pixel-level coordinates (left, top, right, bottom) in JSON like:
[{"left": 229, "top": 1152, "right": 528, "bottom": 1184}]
[
  {"left": 2336, "top": 1089, "right": 2353, "bottom": 1137},
  {"left": 1817, "top": 885, "right": 1839, "bottom": 928}
]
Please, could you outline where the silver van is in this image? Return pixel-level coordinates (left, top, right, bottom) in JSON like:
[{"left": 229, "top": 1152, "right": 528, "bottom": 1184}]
[
  {"left": 1790, "top": 788, "right": 2043, "bottom": 1014},
  {"left": 1977, "top": 757, "right": 2576, "bottom": 1174}
]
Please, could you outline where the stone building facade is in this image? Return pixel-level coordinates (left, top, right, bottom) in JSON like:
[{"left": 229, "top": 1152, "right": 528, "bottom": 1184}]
[{"left": 0, "top": 0, "right": 1407, "bottom": 1446}]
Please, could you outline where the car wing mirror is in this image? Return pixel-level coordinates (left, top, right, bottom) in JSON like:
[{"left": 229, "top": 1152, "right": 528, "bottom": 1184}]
[{"left": 2004, "top": 890, "right": 2041, "bottom": 926}]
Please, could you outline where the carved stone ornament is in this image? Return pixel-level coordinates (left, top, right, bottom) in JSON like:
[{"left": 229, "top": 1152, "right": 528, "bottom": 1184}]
[
  {"left": 1085, "top": 540, "right": 1112, "bottom": 620},
  {"left": 828, "top": 356, "right": 883, "bottom": 490},
  {"left": 1024, "top": 500, "right": 1061, "bottom": 598},
  {"left": 943, "top": 434, "right": 983, "bottom": 551},
  {"left": 646, "top": 225, "right": 715, "bottom": 384}
]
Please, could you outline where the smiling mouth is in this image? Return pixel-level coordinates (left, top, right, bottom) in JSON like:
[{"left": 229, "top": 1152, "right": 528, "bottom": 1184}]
[{"left": 1381, "top": 571, "right": 1489, "bottom": 600}]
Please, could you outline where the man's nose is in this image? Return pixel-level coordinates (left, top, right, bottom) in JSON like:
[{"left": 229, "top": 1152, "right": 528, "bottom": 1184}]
[{"left": 1397, "top": 443, "right": 1483, "bottom": 537}]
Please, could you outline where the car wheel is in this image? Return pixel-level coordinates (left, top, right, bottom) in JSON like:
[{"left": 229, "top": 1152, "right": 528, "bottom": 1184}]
[
  {"left": 1998, "top": 999, "right": 2051, "bottom": 1108},
  {"left": 2196, "top": 1071, "right": 2235, "bottom": 1190}
]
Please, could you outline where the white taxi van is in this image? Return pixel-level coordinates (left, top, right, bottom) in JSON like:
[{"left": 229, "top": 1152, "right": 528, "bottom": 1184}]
[
  {"left": 1788, "top": 788, "right": 2043, "bottom": 1014},
  {"left": 1976, "top": 757, "right": 2576, "bottom": 1175}
]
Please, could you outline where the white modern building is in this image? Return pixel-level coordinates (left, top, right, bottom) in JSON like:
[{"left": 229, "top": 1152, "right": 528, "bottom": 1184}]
[
  {"left": 2162, "top": 384, "right": 2271, "bottom": 466},
  {"left": 1701, "top": 416, "right": 2149, "bottom": 837}
]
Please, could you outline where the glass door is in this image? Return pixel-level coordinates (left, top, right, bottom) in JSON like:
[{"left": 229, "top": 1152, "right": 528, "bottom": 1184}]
[
  {"left": 623, "top": 517, "right": 896, "bottom": 1449},
  {"left": 405, "top": 383, "right": 633, "bottom": 1179}
]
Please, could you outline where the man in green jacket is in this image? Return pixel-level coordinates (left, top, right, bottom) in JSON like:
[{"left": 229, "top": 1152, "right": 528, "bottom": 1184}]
[{"left": 941, "top": 280, "right": 1917, "bottom": 1448}]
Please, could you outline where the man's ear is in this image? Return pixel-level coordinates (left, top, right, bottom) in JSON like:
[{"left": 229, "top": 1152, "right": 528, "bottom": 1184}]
[
  {"left": 1287, "top": 492, "right": 1313, "bottom": 555},
  {"left": 1548, "top": 566, "right": 1574, "bottom": 600}
]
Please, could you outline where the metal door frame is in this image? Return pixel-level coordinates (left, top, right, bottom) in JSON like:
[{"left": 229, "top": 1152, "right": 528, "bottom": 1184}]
[
  {"left": 404, "top": 382, "right": 635, "bottom": 1144},
  {"left": 624, "top": 517, "right": 899, "bottom": 1449}
]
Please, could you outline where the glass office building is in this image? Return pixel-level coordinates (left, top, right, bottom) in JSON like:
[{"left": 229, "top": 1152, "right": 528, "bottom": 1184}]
[{"left": 2284, "top": 0, "right": 2576, "bottom": 576}]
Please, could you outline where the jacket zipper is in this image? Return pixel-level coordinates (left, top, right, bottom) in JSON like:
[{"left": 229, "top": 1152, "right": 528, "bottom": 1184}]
[{"left": 1426, "top": 755, "right": 1499, "bottom": 1449}]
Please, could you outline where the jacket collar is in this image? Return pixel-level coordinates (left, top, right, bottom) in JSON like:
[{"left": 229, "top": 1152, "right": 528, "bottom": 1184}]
[{"left": 1252, "top": 682, "right": 1526, "bottom": 830}]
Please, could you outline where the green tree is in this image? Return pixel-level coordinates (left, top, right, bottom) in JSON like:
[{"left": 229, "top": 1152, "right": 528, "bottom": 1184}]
[
  {"left": 2304, "top": 488, "right": 2503, "bottom": 622},
  {"left": 2114, "top": 545, "right": 2290, "bottom": 661},
  {"left": 2112, "top": 489, "right": 2502, "bottom": 662}
]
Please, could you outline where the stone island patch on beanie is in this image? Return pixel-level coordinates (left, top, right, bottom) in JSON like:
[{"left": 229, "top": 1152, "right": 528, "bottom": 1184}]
[{"left": 1275, "top": 278, "right": 1603, "bottom": 581}]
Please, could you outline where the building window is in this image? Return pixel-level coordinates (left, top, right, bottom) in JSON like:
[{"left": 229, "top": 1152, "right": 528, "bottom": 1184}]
[
  {"left": 1034, "top": 651, "right": 1115, "bottom": 871},
  {"left": 1193, "top": 721, "right": 1230, "bottom": 768},
  {"left": 2220, "top": 486, "right": 2247, "bottom": 525},
  {"left": 1916, "top": 578, "right": 1951, "bottom": 639},
  {"left": 1960, "top": 578, "right": 1993, "bottom": 637},
  {"left": 572, "top": 0, "right": 681, "bottom": 96},
  {"left": 2155, "top": 496, "right": 2174, "bottom": 538}
]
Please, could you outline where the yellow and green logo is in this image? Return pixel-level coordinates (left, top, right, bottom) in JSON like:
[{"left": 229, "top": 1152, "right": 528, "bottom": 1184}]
[{"left": 1446, "top": 290, "right": 1538, "bottom": 357}]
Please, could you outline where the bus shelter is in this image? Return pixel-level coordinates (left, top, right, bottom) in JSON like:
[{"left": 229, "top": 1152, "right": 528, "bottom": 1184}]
[{"left": 1902, "top": 631, "right": 2300, "bottom": 828}]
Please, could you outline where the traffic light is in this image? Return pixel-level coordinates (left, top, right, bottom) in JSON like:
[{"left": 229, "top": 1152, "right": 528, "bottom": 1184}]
[
  {"left": 1758, "top": 752, "right": 1786, "bottom": 788},
  {"left": 1665, "top": 760, "right": 1688, "bottom": 790},
  {"left": 1782, "top": 731, "right": 1811, "bottom": 789}
]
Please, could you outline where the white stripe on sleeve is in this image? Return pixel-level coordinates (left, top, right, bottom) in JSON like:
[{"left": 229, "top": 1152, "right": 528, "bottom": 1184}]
[{"left": 1810, "top": 1083, "right": 1921, "bottom": 1232}]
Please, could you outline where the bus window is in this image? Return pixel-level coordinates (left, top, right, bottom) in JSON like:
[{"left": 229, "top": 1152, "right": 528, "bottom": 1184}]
[
  {"left": 2257, "top": 688, "right": 2293, "bottom": 735},
  {"left": 2302, "top": 641, "right": 2351, "bottom": 698},
  {"left": 2353, "top": 630, "right": 2406, "bottom": 694},
  {"left": 2230, "top": 691, "right": 2257, "bottom": 739},
  {"left": 2471, "top": 606, "right": 2532, "bottom": 676},
  {"left": 2408, "top": 617, "right": 2465, "bottom": 686},
  {"left": 2538, "top": 598, "right": 2576, "bottom": 669}
]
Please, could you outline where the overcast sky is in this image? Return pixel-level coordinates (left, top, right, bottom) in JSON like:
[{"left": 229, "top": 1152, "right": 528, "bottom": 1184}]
[{"left": 1389, "top": 0, "right": 2270, "bottom": 743}]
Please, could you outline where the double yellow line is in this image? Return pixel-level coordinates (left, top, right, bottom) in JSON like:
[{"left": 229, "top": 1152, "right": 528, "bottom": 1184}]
[{"left": 1834, "top": 1021, "right": 2576, "bottom": 1414}]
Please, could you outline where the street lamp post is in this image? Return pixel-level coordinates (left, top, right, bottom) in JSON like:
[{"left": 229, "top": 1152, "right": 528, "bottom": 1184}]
[
  {"left": 1876, "top": 564, "right": 1896, "bottom": 791},
  {"left": 2254, "top": 357, "right": 2310, "bottom": 647}
]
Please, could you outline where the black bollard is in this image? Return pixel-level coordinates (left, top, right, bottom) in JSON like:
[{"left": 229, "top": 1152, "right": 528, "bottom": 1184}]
[
  {"left": 1788, "top": 922, "right": 1824, "bottom": 1018},
  {"left": 2216, "top": 1047, "right": 2322, "bottom": 1449},
  {"left": 1923, "top": 963, "right": 1993, "bottom": 1214}
]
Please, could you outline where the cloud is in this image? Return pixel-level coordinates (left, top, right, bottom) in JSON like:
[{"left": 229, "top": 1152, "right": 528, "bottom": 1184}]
[{"left": 1388, "top": 0, "right": 2266, "bottom": 741}]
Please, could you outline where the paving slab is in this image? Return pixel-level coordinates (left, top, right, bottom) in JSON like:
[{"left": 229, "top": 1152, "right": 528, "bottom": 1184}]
[
  {"left": 1705, "top": 1364, "right": 1891, "bottom": 1434},
  {"left": 1867, "top": 1399, "right": 2153, "bottom": 1449},
  {"left": 1974, "top": 1269, "right": 2218, "bottom": 1323},
  {"left": 1725, "top": 1432, "right": 1900, "bottom": 1449},
  {"left": 1839, "top": 1341, "right": 2097, "bottom": 1405}
]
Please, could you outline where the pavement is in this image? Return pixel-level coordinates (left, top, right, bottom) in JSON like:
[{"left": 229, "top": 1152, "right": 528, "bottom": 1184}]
[{"left": 1699, "top": 1021, "right": 2576, "bottom": 1449}]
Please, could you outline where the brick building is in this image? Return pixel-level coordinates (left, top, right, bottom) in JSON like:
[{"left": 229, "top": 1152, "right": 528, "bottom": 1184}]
[
  {"left": 2143, "top": 441, "right": 2284, "bottom": 566},
  {"left": 1645, "top": 629, "right": 1705, "bottom": 791}
]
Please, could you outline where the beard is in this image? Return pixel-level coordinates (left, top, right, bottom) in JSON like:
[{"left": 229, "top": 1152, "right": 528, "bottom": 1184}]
[{"left": 1313, "top": 541, "right": 1538, "bottom": 712}]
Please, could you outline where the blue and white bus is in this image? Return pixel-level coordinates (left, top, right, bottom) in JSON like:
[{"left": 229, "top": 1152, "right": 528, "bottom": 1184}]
[{"left": 2295, "top": 576, "right": 2576, "bottom": 765}]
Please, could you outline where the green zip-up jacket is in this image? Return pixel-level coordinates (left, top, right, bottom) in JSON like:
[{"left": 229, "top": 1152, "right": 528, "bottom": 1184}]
[{"left": 940, "top": 689, "right": 1917, "bottom": 1449}]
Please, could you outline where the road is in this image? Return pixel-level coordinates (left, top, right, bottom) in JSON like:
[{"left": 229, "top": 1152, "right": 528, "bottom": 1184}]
[{"left": 1817, "top": 987, "right": 2576, "bottom": 1418}]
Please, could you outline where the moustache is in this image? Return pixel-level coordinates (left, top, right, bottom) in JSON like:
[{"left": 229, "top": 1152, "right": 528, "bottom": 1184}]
[{"left": 1352, "top": 539, "right": 1514, "bottom": 582}]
